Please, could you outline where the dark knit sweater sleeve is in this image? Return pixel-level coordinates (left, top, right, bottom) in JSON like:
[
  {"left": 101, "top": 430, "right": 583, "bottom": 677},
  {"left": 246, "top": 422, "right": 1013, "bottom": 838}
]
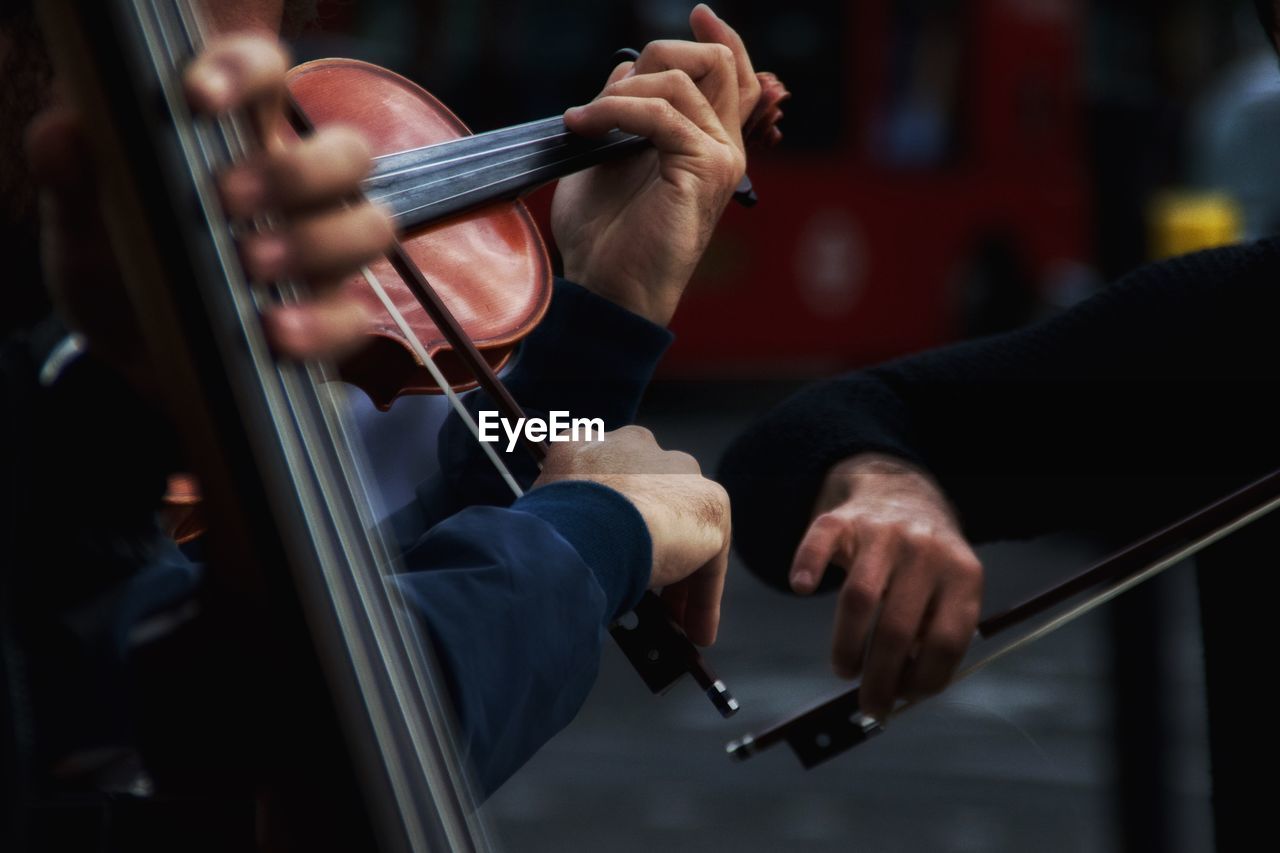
[{"left": 719, "top": 238, "right": 1280, "bottom": 591}]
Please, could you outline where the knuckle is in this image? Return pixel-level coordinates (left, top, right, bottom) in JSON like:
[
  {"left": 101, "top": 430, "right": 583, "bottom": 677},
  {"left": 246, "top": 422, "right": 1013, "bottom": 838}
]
[
  {"left": 721, "top": 151, "right": 747, "bottom": 185},
  {"left": 591, "top": 95, "right": 621, "bottom": 114},
  {"left": 677, "top": 450, "right": 702, "bottom": 472},
  {"left": 223, "top": 33, "right": 288, "bottom": 74},
  {"left": 268, "top": 146, "right": 307, "bottom": 189},
  {"left": 893, "top": 520, "right": 941, "bottom": 551},
  {"left": 946, "top": 548, "right": 984, "bottom": 585},
  {"left": 899, "top": 519, "right": 934, "bottom": 541},
  {"left": 329, "top": 125, "right": 373, "bottom": 168},
  {"left": 957, "top": 551, "right": 984, "bottom": 577},
  {"left": 671, "top": 69, "right": 700, "bottom": 97},
  {"left": 705, "top": 149, "right": 734, "bottom": 180},
  {"left": 622, "top": 424, "right": 654, "bottom": 441},
  {"left": 644, "top": 40, "right": 678, "bottom": 63},
  {"left": 701, "top": 480, "right": 732, "bottom": 522},
  {"left": 862, "top": 515, "right": 897, "bottom": 537},
  {"left": 811, "top": 511, "right": 846, "bottom": 532}
]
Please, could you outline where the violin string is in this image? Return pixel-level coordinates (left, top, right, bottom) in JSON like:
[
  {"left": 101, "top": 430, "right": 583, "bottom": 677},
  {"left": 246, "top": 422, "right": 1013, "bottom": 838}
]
[
  {"left": 364, "top": 123, "right": 612, "bottom": 206},
  {"left": 369, "top": 116, "right": 571, "bottom": 173},
  {"left": 363, "top": 116, "right": 644, "bottom": 206},
  {"left": 374, "top": 135, "right": 644, "bottom": 228},
  {"left": 356, "top": 113, "right": 645, "bottom": 228},
  {"left": 366, "top": 117, "right": 575, "bottom": 185}
]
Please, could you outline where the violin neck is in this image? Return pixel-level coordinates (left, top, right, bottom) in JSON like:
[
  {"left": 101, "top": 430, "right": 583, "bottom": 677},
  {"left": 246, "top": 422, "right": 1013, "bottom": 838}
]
[{"left": 363, "top": 117, "right": 648, "bottom": 230}]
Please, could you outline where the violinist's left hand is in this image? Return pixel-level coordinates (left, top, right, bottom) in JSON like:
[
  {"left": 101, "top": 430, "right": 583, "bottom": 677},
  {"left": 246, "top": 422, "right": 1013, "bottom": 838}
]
[{"left": 553, "top": 4, "right": 760, "bottom": 327}]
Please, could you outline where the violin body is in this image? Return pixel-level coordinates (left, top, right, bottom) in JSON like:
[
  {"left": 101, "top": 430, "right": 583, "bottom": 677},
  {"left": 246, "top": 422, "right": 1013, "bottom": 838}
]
[{"left": 288, "top": 59, "right": 553, "bottom": 410}]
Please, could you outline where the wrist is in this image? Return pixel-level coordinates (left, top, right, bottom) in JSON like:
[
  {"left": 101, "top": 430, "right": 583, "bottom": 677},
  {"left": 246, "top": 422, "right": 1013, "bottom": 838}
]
[
  {"left": 563, "top": 263, "right": 685, "bottom": 327},
  {"left": 829, "top": 452, "right": 929, "bottom": 482},
  {"left": 822, "top": 453, "right": 957, "bottom": 522}
]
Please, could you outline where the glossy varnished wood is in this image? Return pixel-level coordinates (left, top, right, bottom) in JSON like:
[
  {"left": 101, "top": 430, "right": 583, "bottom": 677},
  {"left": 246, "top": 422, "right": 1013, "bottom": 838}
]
[{"left": 288, "top": 59, "right": 552, "bottom": 409}]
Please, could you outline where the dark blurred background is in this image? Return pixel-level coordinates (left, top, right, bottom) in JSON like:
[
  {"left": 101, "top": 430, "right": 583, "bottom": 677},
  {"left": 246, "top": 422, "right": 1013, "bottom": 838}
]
[{"left": 304, "top": 1, "right": 1280, "bottom": 850}]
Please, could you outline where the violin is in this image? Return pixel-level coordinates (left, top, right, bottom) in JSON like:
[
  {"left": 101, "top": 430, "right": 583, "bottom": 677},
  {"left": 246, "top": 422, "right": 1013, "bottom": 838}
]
[
  {"left": 279, "top": 55, "right": 786, "bottom": 719},
  {"left": 292, "top": 56, "right": 788, "bottom": 411}
]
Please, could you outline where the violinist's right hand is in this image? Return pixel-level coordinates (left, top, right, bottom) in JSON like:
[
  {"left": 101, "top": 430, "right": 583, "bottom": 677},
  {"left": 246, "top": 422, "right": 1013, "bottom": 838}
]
[
  {"left": 792, "top": 454, "right": 983, "bottom": 721},
  {"left": 27, "top": 32, "right": 393, "bottom": 393},
  {"left": 534, "top": 426, "right": 731, "bottom": 647}
]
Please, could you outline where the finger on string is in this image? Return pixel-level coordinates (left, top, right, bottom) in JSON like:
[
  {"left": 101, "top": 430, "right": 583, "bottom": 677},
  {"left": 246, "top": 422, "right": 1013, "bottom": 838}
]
[
  {"left": 263, "top": 287, "right": 373, "bottom": 360},
  {"left": 597, "top": 70, "right": 727, "bottom": 144},
  {"left": 184, "top": 34, "right": 290, "bottom": 143},
  {"left": 564, "top": 96, "right": 703, "bottom": 158},
  {"left": 240, "top": 201, "right": 393, "bottom": 283},
  {"left": 221, "top": 126, "right": 372, "bottom": 218}
]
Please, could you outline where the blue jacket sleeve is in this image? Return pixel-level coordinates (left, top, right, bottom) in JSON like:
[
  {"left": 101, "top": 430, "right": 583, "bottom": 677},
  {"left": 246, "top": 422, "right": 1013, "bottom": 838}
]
[{"left": 390, "top": 480, "right": 651, "bottom": 796}]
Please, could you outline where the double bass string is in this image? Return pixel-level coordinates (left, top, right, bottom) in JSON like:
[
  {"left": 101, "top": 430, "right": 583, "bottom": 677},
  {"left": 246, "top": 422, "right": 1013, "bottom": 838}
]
[
  {"left": 150, "top": 2, "right": 490, "bottom": 847},
  {"left": 169, "top": 2, "right": 511, "bottom": 840}
]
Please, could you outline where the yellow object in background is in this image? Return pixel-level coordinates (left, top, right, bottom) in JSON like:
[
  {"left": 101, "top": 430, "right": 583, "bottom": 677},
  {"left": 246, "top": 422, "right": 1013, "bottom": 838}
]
[{"left": 1148, "top": 191, "right": 1243, "bottom": 260}]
